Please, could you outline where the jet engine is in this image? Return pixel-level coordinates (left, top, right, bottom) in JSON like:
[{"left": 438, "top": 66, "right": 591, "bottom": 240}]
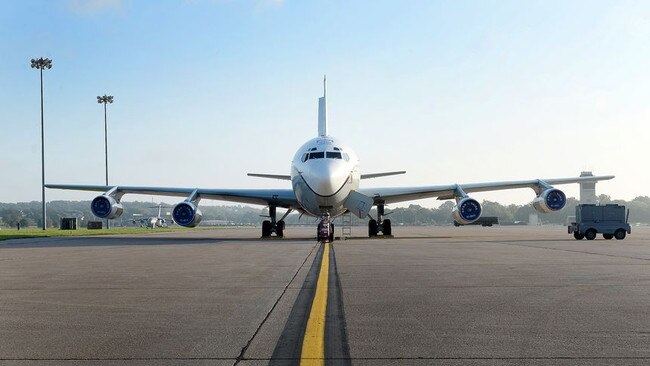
[
  {"left": 91, "top": 195, "right": 124, "bottom": 219},
  {"left": 452, "top": 197, "right": 482, "bottom": 225},
  {"left": 172, "top": 202, "right": 203, "bottom": 227},
  {"left": 532, "top": 188, "right": 566, "bottom": 213}
]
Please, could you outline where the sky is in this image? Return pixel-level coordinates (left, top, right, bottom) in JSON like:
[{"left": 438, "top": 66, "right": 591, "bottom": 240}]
[{"left": 1, "top": 0, "right": 649, "bottom": 207}]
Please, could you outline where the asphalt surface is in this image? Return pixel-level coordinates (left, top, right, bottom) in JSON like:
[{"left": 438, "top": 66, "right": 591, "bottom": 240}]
[{"left": 1, "top": 226, "right": 649, "bottom": 365}]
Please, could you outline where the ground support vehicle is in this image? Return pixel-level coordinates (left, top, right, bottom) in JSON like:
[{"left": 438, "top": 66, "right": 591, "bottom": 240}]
[{"left": 568, "top": 204, "right": 631, "bottom": 240}]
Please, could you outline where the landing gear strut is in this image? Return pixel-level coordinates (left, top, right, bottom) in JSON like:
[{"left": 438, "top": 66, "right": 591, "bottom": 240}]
[
  {"left": 368, "top": 203, "right": 392, "bottom": 237},
  {"left": 261, "top": 206, "right": 291, "bottom": 238}
]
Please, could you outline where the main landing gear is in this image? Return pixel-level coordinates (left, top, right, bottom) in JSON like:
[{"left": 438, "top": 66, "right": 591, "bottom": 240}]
[
  {"left": 368, "top": 203, "right": 392, "bottom": 237},
  {"left": 261, "top": 206, "right": 292, "bottom": 238}
]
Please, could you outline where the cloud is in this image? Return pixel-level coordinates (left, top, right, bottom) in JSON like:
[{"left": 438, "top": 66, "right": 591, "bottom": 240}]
[{"left": 67, "top": 0, "right": 123, "bottom": 15}]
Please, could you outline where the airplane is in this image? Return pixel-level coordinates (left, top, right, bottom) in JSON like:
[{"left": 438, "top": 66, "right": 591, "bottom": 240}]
[
  {"left": 132, "top": 204, "right": 169, "bottom": 228},
  {"left": 47, "top": 77, "right": 614, "bottom": 241}
]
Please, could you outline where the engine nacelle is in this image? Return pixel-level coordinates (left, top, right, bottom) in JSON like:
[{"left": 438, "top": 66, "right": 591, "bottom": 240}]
[
  {"left": 452, "top": 197, "right": 482, "bottom": 225},
  {"left": 532, "top": 188, "right": 566, "bottom": 213},
  {"left": 172, "top": 202, "right": 203, "bottom": 227},
  {"left": 91, "top": 195, "right": 124, "bottom": 219}
]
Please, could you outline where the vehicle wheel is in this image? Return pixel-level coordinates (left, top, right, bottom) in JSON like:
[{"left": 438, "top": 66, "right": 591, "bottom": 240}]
[
  {"left": 329, "top": 223, "right": 334, "bottom": 242},
  {"left": 368, "top": 219, "right": 378, "bottom": 237},
  {"left": 603, "top": 233, "right": 613, "bottom": 240},
  {"left": 262, "top": 220, "right": 272, "bottom": 237},
  {"left": 585, "top": 229, "right": 597, "bottom": 241},
  {"left": 275, "top": 221, "right": 284, "bottom": 238},
  {"left": 614, "top": 229, "right": 626, "bottom": 240},
  {"left": 383, "top": 219, "right": 392, "bottom": 236},
  {"left": 276, "top": 220, "right": 284, "bottom": 237},
  {"left": 573, "top": 232, "right": 584, "bottom": 240}
]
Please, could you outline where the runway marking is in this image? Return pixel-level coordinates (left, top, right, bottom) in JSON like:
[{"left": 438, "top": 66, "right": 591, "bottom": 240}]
[
  {"left": 300, "top": 241, "right": 330, "bottom": 366},
  {"left": 269, "top": 240, "right": 349, "bottom": 365},
  {"left": 233, "top": 242, "right": 319, "bottom": 366}
]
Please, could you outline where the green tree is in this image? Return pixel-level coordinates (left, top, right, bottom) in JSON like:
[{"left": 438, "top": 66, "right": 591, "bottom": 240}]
[{"left": 0, "top": 209, "right": 23, "bottom": 227}]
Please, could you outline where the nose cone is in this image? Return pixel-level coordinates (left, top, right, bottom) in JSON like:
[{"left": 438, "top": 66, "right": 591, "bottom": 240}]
[{"left": 302, "top": 159, "right": 349, "bottom": 196}]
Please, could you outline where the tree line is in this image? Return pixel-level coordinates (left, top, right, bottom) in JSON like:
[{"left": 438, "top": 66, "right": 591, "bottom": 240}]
[{"left": 1, "top": 195, "right": 649, "bottom": 228}]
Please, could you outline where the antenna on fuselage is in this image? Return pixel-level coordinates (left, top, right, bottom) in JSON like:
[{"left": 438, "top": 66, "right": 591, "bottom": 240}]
[{"left": 318, "top": 75, "right": 328, "bottom": 137}]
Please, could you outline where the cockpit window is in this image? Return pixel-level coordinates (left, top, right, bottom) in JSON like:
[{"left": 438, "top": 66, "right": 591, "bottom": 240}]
[
  {"left": 305, "top": 151, "right": 345, "bottom": 161},
  {"left": 333, "top": 147, "right": 340, "bottom": 151},
  {"left": 309, "top": 147, "right": 317, "bottom": 151}
]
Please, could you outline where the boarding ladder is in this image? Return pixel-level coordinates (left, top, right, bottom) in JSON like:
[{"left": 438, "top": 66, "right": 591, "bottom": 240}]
[{"left": 341, "top": 212, "right": 352, "bottom": 240}]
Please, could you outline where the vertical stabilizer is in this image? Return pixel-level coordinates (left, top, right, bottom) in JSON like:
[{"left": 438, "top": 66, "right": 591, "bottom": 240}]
[{"left": 318, "top": 76, "right": 327, "bottom": 136}]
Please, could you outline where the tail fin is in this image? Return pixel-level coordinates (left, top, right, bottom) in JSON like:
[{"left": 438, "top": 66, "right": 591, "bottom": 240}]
[{"left": 318, "top": 76, "right": 327, "bottom": 136}]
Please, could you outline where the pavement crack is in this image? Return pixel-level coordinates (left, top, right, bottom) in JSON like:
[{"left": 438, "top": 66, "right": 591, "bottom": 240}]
[
  {"left": 268, "top": 243, "right": 326, "bottom": 364},
  {"left": 485, "top": 240, "right": 650, "bottom": 262},
  {"left": 232, "top": 241, "right": 319, "bottom": 366}
]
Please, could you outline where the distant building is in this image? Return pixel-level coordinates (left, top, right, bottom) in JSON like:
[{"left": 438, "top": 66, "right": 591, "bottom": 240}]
[{"left": 580, "top": 171, "right": 598, "bottom": 204}]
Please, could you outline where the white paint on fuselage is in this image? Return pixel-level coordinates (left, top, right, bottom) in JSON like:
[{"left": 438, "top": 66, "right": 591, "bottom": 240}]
[{"left": 291, "top": 136, "right": 360, "bottom": 217}]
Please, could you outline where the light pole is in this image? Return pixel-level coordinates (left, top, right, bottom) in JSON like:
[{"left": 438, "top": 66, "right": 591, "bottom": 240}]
[
  {"left": 30, "top": 57, "right": 53, "bottom": 230},
  {"left": 97, "top": 94, "right": 114, "bottom": 229}
]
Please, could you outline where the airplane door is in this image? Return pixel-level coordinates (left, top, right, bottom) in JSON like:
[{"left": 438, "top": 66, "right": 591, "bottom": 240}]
[{"left": 344, "top": 191, "right": 374, "bottom": 219}]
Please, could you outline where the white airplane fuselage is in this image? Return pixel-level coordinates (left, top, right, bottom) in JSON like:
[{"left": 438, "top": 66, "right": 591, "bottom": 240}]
[{"left": 291, "top": 136, "right": 360, "bottom": 218}]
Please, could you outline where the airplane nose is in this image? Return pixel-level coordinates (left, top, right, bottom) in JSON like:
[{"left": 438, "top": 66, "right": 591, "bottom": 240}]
[{"left": 302, "top": 160, "right": 349, "bottom": 196}]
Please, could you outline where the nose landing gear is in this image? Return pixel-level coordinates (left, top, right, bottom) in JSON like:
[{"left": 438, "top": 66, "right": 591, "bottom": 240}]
[
  {"left": 368, "top": 203, "right": 392, "bottom": 237},
  {"left": 317, "top": 215, "right": 334, "bottom": 242}
]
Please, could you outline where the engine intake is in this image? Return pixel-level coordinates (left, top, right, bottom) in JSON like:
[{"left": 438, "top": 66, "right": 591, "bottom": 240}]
[
  {"left": 172, "top": 202, "right": 203, "bottom": 227},
  {"left": 532, "top": 188, "right": 566, "bottom": 213},
  {"left": 91, "top": 195, "right": 124, "bottom": 219},
  {"left": 452, "top": 197, "right": 482, "bottom": 225}
]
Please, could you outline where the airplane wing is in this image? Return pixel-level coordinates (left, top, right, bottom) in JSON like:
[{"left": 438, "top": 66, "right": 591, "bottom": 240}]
[
  {"left": 357, "top": 175, "right": 615, "bottom": 204},
  {"left": 360, "top": 171, "right": 406, "bottom": 180},
  {"left": 247, "top": 173, "right": 292, "bottom": 180},
  {"left": 45, "top": 184, "right": 299, "bottom": 209}
]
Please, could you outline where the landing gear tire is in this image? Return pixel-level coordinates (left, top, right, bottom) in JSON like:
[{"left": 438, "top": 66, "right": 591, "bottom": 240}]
[
  {"left": 614, "top": 229, "right": 626, "bottom": 240},
  {"left": 276, "top": 220, "right": 285, "bottom": 238},
  {"left": 262, "top": 220, "right": 272, "bottom": 238},
  {"left": 573, "top": 232, "right": 584, "bottom": 240},
  {"left": 368, "top": 219, "right": 378, "bottom": 237},
  {"left": 603, "top": 233, "right": 614, "bottom": 240},
  {"left": 383, "top": 219, "right": 392, "bottom": 236},
  {"left": 329, "top": 223, "right": 334, "bottom": 242},
  {"left": 585, "top": 229, "right": 597, "bottom": 241}
]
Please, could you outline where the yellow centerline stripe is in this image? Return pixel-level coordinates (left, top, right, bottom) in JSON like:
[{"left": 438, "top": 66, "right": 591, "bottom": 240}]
[{"left": 300, "top": 241, "right": 330, "bottom": 366}]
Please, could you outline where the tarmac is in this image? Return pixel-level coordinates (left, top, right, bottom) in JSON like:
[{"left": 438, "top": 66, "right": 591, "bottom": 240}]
[{"left": 1, "top": 225, "right": 649, "bottom": 365}]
